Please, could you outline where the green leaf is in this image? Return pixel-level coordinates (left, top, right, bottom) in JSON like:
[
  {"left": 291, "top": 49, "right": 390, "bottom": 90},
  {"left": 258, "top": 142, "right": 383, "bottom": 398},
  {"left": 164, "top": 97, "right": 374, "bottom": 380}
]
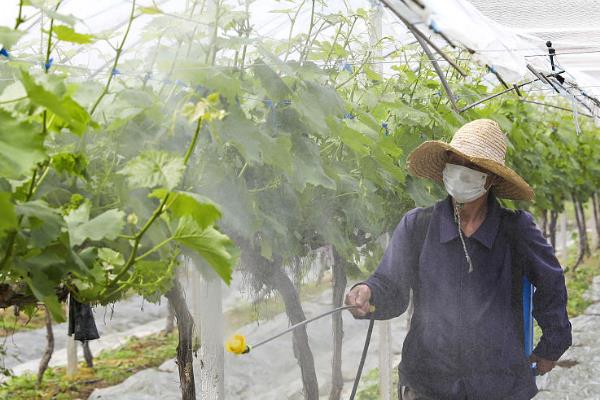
[
  {"left": 406, "top": 176, "right": 440, "bottom": 207},
  {"left": 215, "top": 105, "right": 293, "bottom": 170},
  {"left": 51, "top": 152, "right": 88, "bottom": 178},
  {"left": 173, "top": 216, "right": 237, "bottom": 285},
  {"left": 27, "top": 272, "right": 65, "bottom": 322},
  {"left": 138, "top": 6, "right": 163, "bottom": 14},
  {"left": 52, "top": 25, "right": 95, "bottom": 44},
  {"left": 288, "top": 136, "right": 335, "bottom": 190},
  {"left": 151, "top": 189, "right": 221, "bottom": 229},
  {"left": 129, "top": 259, "right": 175, "bottom": 302},
  {"left": 65, "top": 202, "right": 125, "bottom": 247},
  {"left": 293, "top": 81, "right": 344, "bottom": 134},
  {"left": 0, "top": 27, "right": 24, "bottom": 48},
  {"left": 382, "top": 100, "right": 430, "bottom": 127},
  {"left": 0, "top": 192, "right": 17, "bottom": 240},
  {"left": 16, "top": 200, "right": 63, "bottom": 248},
  {"left": 252, "top": 59, "right": 292, "bottom": 101},
  {"left": 118, "top": 151, "right": 185, "bottom": 191},
  {"left": 0, "top": 109, "right": 46, "bottom": 179},
  {"left": 20, "top": 70, "right": 94, "bottom": 135},
  {"left": 98, "top": 247, "right": 125, "bottom": 268}
]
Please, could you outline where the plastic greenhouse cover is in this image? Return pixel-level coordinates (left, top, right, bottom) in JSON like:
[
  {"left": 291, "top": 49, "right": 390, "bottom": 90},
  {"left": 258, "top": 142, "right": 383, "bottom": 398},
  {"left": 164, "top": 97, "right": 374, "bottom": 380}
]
[
  {"left": 1, "top": 0, "right": 599, "bottom": 118},
  {"left": 1, "top": 1, "right": 598, "bottom": 87},
  {"left": 394, "top": 0, "right": 600, "bottom": 120}
]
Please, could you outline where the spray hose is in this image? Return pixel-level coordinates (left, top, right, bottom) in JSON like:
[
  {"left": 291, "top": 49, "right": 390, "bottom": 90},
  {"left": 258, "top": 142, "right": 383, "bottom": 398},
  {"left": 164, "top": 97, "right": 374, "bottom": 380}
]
[{"left": 225, "top": 305, "right": 376, "bottom": 399}]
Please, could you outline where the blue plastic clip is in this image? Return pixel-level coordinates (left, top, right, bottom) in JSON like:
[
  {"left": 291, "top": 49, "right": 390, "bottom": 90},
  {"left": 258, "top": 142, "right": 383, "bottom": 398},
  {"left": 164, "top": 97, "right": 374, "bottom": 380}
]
[
  {"left": 343, "top": 63, "right": 353, "bottom": 73},
  {"left": 0, "top": 48, "right": 9, "bottom": 58},
  {"left": 112, "top": 68, "right": 121, "bottom": 76},
  {"left": 44, "top": 57, "right": 54, "bottom": 72},
  {"left": 429, "top": 20, "right": 440, "bottom": 34},
  {"left": 343, "top": 112, "right": 354, "bottom": 120},
  {"left": 382, "top": 121, "right": 389, "bottom": 136},
  {"left": 522, "top": 276, "right": 537, "bottom": 376}
]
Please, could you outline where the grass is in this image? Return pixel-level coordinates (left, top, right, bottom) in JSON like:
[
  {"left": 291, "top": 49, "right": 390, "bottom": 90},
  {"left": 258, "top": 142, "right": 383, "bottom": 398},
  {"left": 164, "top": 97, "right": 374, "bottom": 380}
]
[
  {"left": 0, "top": 332, "right": 178, "bottom": 400},
  {"left": 354, "top": 367, "right": 399, "bottom": 400},
  {"left": 0, "top": 307, "right": 47, "bottom": 337},
  {"left": 564, "top": 249, "right": 600, "bottom": 318}
]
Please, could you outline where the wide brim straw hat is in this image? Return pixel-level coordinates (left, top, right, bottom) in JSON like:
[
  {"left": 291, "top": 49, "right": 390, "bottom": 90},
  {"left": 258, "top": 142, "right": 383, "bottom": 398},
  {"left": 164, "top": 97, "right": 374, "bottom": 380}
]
[{"left": 406, "top": 119, "right": 534, "bottom": 201}]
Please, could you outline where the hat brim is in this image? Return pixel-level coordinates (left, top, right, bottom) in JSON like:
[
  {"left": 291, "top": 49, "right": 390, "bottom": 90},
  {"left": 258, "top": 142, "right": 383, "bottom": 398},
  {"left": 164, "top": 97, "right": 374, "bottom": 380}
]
[{"left": 406, "top": 141, "right": 534, "bottom": 201}]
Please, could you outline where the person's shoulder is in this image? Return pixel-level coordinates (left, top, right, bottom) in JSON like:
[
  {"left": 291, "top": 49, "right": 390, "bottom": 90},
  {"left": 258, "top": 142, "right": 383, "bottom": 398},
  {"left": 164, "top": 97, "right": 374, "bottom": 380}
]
[
  {"left": 405, "top": 205, "right": 434, "bottom": 221},
  {"left": 399, "top": 204, "right": 436, "bottom": 232},
  {"left": 500, "top": 206, "right": 536, "bottom": 231}
]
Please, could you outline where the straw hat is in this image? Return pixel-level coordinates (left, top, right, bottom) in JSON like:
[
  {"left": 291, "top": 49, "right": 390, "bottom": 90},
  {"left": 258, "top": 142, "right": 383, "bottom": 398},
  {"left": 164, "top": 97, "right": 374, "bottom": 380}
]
[{"left": 406, "top": 119, "right": 534, "bottom": 201}]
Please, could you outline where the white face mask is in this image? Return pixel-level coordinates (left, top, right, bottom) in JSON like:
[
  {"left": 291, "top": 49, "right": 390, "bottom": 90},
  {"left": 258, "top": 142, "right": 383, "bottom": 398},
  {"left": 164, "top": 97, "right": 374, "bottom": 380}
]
[{"left": 442, "top": 163, "right": 488, "bottom": 204}]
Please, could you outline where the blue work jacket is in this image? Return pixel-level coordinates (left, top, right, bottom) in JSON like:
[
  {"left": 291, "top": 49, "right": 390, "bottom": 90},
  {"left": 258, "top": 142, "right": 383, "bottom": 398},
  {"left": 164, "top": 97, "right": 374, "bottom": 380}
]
[{"left": 362, "top": 195, "right": 572, "bottom": 400}]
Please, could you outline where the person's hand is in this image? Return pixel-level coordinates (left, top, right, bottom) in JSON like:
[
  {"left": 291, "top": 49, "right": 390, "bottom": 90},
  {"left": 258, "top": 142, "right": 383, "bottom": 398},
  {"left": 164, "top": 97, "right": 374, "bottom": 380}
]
[
  {"left": 344, "top": 284, "right": 372, "bottom": 318},
  {"left": 529, "top": 353, "right": 556, "bottom": 375}
]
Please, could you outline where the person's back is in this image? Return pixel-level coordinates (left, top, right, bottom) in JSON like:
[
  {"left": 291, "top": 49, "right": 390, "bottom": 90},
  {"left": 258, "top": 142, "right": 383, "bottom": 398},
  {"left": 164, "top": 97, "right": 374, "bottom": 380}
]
[{"left": 345, "top": 119, "right": 572, "bottom": 400}]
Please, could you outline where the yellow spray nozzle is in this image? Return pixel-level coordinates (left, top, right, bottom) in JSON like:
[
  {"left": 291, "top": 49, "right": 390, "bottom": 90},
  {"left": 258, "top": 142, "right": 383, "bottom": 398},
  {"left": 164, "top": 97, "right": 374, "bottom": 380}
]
[{"left": 225, "top": 334, "right": 250, "bottom": 355}]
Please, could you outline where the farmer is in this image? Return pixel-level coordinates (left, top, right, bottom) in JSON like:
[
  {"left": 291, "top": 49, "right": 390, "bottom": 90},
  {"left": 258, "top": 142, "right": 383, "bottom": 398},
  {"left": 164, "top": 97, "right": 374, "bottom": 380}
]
[{"left": 345, "top": 119, "right": 572, "bottom": 400}]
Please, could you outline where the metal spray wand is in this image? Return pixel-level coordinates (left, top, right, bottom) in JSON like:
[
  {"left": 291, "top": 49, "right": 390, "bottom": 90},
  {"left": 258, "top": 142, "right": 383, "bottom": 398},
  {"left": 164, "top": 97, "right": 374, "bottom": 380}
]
[{"left": 225, "top": 304, "right": 375, "bottom": 355}]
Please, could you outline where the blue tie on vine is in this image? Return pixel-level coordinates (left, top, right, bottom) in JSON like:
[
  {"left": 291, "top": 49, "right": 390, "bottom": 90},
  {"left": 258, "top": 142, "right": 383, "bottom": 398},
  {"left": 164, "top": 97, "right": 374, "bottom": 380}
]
[
  {"left": 44, "top": 57, "right": 54, "bottom": 72},
  {"left": 0, "top": 48, "right": 9, "bottom": 58},
  {"left": 382, "top": 121, "right": 389, "bottom": 136}
]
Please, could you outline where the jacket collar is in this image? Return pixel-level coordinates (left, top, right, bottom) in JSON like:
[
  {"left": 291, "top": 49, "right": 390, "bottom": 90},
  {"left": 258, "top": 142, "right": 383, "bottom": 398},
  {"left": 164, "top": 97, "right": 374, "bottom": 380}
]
[{"left": 438, "top": 193, "right": 501, "bottom": 249}]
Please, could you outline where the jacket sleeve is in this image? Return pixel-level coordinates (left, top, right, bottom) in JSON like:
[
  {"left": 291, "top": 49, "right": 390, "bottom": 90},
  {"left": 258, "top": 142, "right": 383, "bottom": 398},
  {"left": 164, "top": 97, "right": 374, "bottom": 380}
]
[
  {"left": 356, "top": 209, "right": 420, "bottom": 320},
  {"left": 518, "top": 211, "right": 572, "bottom": 361}
]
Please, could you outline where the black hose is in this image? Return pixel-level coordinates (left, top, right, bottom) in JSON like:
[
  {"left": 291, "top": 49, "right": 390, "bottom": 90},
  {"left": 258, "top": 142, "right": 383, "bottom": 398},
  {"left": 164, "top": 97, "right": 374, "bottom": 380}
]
[{"left": 349, "top": 317, "right": 376, "bottom": 400}]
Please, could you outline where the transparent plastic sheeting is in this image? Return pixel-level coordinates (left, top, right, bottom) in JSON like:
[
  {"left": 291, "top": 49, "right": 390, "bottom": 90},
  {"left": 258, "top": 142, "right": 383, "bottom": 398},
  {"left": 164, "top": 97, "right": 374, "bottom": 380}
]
[
  {"left": 392, "top": 0, "right": 600, "bottom": 122},
  {"left": 0, "top": 1, "right": 412, "bottom": 77},
  {"left": 2, "top": 1, "right": 599, "bottom": 101},
  {"left": 404, "top": 0, "right": 600, "bottom": 91}
]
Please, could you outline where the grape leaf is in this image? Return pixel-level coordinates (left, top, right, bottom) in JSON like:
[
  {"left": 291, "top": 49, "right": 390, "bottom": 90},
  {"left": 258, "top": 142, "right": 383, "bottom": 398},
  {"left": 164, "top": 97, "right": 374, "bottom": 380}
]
[
  {"left": 16, "top": 200, "right": 63, "bottom": 248},
  {"left": 0, "top": 110, "right": 46, "bottom": 179},
  {"left": 52, "top": 25, "right": 95, "bottom": 44},
  {"left": 65, "top": 202, "right": 125, "bottom": 247},
  {"left": 118, "top": 151, "right": 185, "bottom": 191},
  {"left": 0, "top": 192, "right": 17, "bottom": 240},
  {"left": 139, "top": 6, "right": 163, "bottom": 14},
  {"left": 0, "top": 27, "right": 24, "bottom": 49},
  {"left": 26, "top": 271, "right": 65, "bottom": 322},
  {"left": 173, "top": 216, "right": 237, "bottom": 285},
  {"left": 20, "top": 70, "right": 94, "bottom": 135},
  {"left": 288, "top": 135, "right": 335, "bottom": 190},
  {"left": 151, "top": 189, "right": 221, "bottom": 229}
]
